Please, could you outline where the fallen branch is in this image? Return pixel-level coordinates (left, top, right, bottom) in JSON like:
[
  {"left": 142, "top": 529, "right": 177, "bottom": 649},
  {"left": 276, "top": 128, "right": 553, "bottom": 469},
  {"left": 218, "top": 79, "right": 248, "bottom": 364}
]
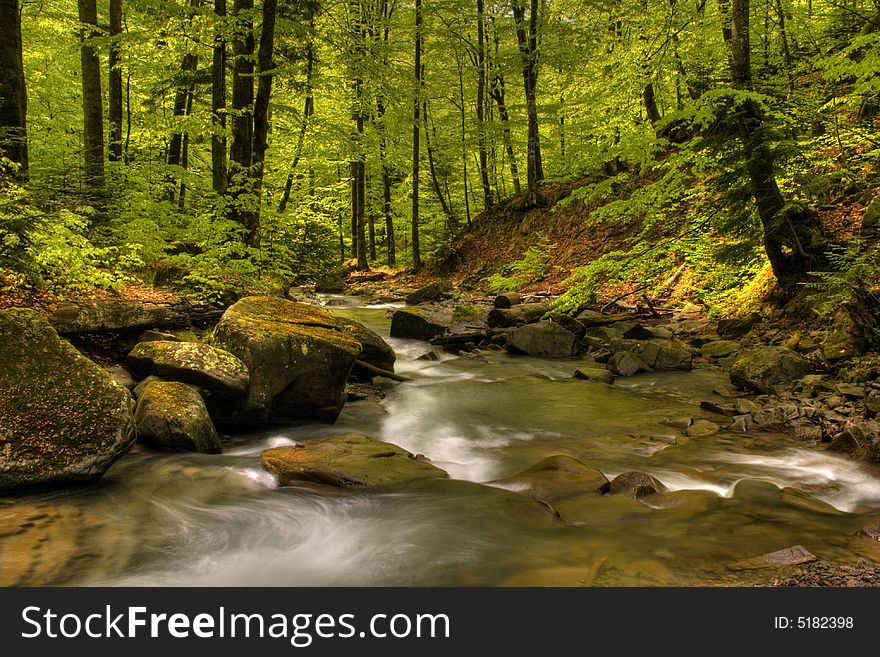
[{"left": 354, "top": 360, "right": 412, "bottom": 382}]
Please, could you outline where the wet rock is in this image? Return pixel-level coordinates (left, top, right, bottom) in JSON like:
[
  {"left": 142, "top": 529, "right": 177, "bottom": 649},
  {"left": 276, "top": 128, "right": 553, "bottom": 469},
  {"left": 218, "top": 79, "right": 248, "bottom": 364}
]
[
  {"left": 717, "top": 314, "right": 759, "bottom": 339},
  {"left": 607, "top": 471, "right": 667, "bottom": 498},
  {"left": 493, "top": 455, "right": 610, "bottom": 501},
  {"left": 700, "top": 340, "right": 740, "bottom": 359},
  {"left": 730, "top": 414, "right": 754, "bottom": 432},
  {"left": 487, "top": 303, "right": 551, "bottom": 328},
  {"left": 662, "top": 417, "right": 693, "bottom": 430},
  {"left": 729, "top": 545, "right": 818, "bottom": 571},
  {"left": 389, "top": 307, "right": 449, "bottom": 340},
  {"left": 622, "top": 324, "right": 654, "bottom": 340},
  {"left": 547, "top": 313, "right": 586, "bottom": 340},
  {"left": 405, "top": 280, "right": 453, "bottom": 305},
  {"left": 493, "top": 292, "right": 522, "bottom": 309},
  {"left": 713, "top": 386, "right": 748, "bottom": 398},
  {"left": 699, "top": 400, "right": 735, "bottom": 416},
  {"left": 574, "top": 369, "right": 614, "bottom": 384},
  {"left": 826, "top": 425, "right": 877, "bottom": 460},
  {"left": 133, "top": 375, "right": 161, "bottom": 399},
  {"left": 416, "top": 350, "right": 440, "bottom": 361},
  {"left": 865, "top": 390, "right": 880, "bottom": 415},
  {"left": 606, "top": 351, "right": 650, "bottom": 377},
  {"left": 213, "top": 296, "right": 362, "bottom": 425},
  {"left": 856, "top": 518, "right": 880, "bottom": 541},
  {"left": 729, "top": 347, "right": 811, "bottom": 394},
  {"left": 752, "top": 405, "right": 800, "bottom": 428},
  {"left": 0, "top": 309, "right": 136, "bottom": 491},
  {"left": 583, "top": 325, "right": 624, "bottom": 345},
  {"left": 638, "top": 341, "right": 693, "bottom": 370},
  {"left": 685, "top": 420, "right": 721, "bottom": 437},
  {"left": 127, "top": 340, "right": 249, "bottom": 398},
  {"left": 336, "top": 316, "right": 397, "bottom": 377},
  {"left": 134, "top": 381, "right": 221, "bottom": 454},
  {"left": 648, "top": 326, "right": 674, "bottom": 340},
  {"left": 506, "top": 321, "right": 578, "bottom": 358},
  {"left": 261, "top": 433, "right": 447, "bottom": 488}
]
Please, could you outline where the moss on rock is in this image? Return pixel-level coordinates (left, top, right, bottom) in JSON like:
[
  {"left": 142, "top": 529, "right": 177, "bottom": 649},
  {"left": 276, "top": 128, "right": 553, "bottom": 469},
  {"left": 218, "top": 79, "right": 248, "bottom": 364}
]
[
  {"left": 0, "top": 308, "right": 136, "bottom": 491},
  {"left": 261, "top": 432, "right": 447, "bottom": 488},
  {"left": 127, "top": 340, "right": 249, "bottom": 396},
  {"left": 212, "top": 296, "right": 362, "bottom": 425},
  {"left": 134, "top": 381, "right": 221, "bottom": 454}
]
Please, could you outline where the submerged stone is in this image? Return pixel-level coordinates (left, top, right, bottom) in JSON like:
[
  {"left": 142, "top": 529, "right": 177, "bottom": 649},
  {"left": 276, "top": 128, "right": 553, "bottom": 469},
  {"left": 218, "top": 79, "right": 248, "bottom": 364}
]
[{"left": 261, "top": 433, "right": 447, "bottom": 488}]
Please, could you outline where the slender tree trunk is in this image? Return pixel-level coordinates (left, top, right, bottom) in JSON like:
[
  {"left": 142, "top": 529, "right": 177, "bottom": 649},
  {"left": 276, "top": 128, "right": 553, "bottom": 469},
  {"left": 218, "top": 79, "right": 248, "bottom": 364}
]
[
  {"left": 367, "top": 171, "right": 376, "bottom": 261},
  {"left": 229, "top": 0, "right": 254, "bottom": 186},
  {"left": 356, "top": 124, "right": 367, "bottom": 269},
  {"left": 774, "top": 0, "right": 795, "bottom": 95},
  {"left": 643, "top": 82, "right": 661, "bottom": 124},
  {"left": 377, "top": 97, "right": 396, "bottom": 267},
  {"left": 0, "top": 0, "right": 28, "bottom": 178},
  {"left": 423, "top": 99, "right": 456, "bottom": 234},
  {"left": 212, "top": 0, "right": 228, "bottom": 193},
  {"left": 178, "top": 88, "right": 194, "bottom": 211},
  {"left": 410, "top": 0, "right": 423, "bottom": 272},
  {"left": 456, "top": 53, "right": 471, "bottom": 226},
  {"left": 278, "top": 6, "right": 315, "bottom": 213},
  {"left": 475, "top": 0, "right": 492, "bottom": 210},
  {"left": 350, "top": 160, "right": 358, "bottom": 259},
  {"left": 513, "top": 0, "right": 543, "bottom": 206},
  {"left": 108, "top": 0, "right": 123, "bottom": 163},
  {"left": 78, "top": 0, "right": 105, "bottom": 195},
  {"left": 167, "top": 51, "right": 198, "bottom": 204},
  {"left": 246, "top": 0, "right": 278, "bottom": 248},
  {"left": 490, "top": 71, "right": 521, "bottom": 195}
]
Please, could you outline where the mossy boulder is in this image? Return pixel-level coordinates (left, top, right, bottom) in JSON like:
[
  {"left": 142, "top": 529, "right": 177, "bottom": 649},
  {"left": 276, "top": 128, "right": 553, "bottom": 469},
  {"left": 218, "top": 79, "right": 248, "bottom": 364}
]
[
  {"left": 335, "top": 316, "right": 396, "bottom": 377},
  {"left": 506, "top": 321, "right": 578, "bottom": 358},
  {"left": 126, "top": 340, "right": 249, "bottom": 397},
  {"left": 261, "top": 432, "right": 447, "bottom": 488},
  {"left": 134, "top": 381, "right": 221, "bottom": 454},
  {"left": 389, "top": 307, "right": 449, "bottom": 340},
  {"left": 48, "top": 299, "right": 189, "bottom": 334},
  {"left": 493, "top": 455, "right": 609, "bottom": 501},
  {"left": 0, "top": 308, "right": 136, "bottom": 491},
  {"left": 487, "top": 303, "right": 550, "bottom": 328},
  {"left": 729, "top": 346, "right": 811, "bottom": 394},
  {"left": 212, "top": 296, "right": 362, "bottom": 425},
  {"left": 405, "top": 280, "right": 453, "bottom": 305}
]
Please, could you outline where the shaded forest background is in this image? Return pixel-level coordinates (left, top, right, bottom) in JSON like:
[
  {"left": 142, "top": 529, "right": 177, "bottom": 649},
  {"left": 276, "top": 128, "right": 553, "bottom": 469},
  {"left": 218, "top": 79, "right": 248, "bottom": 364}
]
[{"left": 1, "top": 0, "right": 879, "bottom": 325}]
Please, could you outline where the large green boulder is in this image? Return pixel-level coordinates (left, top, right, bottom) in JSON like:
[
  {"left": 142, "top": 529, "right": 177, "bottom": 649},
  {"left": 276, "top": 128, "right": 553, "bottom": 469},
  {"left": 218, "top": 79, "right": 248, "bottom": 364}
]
[
  {"left": 729, "top": 346, "right": 810, "bottom": 394},
  {"left": 134, "top": 381, "right": 221, "bottom": 454},
  {"left": 212, "top": 296, "right": 362, "bottom": 425},
  {"left": 126, "top": 340, "right": 249, "bottom": 397},
  {"left": 261, "top": 433, "right": 447, "bottom": 488},
  {"left": 0, "top": 309, "right": 136, "bottom": 491},
  {"left": 405, "top": 280, "right": 453, "bottom": 305}
]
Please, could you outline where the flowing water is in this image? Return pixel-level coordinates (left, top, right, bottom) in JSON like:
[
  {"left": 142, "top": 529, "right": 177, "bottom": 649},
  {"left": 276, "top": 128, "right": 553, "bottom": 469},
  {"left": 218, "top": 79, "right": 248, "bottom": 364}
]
[{"left": 2, "top": 298, "right": 880, "bottom": 586}]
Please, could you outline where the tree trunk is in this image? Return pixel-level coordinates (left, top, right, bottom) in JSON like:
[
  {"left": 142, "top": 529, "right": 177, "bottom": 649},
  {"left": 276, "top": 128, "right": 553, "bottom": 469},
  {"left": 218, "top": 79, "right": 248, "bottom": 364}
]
[
  {"left": 246, "top": 0, "right": 278, "bottom": 248},
  {"left": 229, "top": 0, "right": 254, "bottom": 186},
  {"left": 729, "top": 0, "right": 819, "bottom": 288},
  {"left": 78, "top": 0, "right": 105, "bottom": 195},
  {"left": 167, "top": 51, "right": 199, "bottom": 203},
  {"left": 108, "top": 0, "right": 123, "bottom": 163},
  {"left": 212, "top": 0, "right": 228, "bottom": 194},
  {"left": 0, "top": 0, "right": 28, "bottom": 178},
  {"left": 411, "top": 0, "right": 422, "bottom": 272},
  {"left": 490, "top": 71, "right": 521, "bottom": 195},
  {"left": 513, "top": 0, "right": 543, "bottom": 206},
  {"left": 377, "top": 97, "right": 395, "bottom": 267},
  {"left": 643, "top": 82, "right": 661, "bottom": 125},
  {"left": 423, "top": 99, "right": 456, "bottom": 236},
  {"left": 457, "top": 53, "right": 471, "bottom": 226},
  {"left": 278, "top": 5, "right": 315, "bottom": 214},
  {"left": 178, "top": 88, "right": 194, "bottom": 211},
  {"left": 475, "top": 0, "right": 492, "bottom": 210}
]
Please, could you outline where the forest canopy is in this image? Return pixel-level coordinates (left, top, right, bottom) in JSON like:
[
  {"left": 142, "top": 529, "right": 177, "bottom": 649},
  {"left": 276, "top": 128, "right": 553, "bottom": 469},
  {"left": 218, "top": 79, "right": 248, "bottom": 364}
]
[{"left": 0, "top": 0, "right": 878, "bottom": 312}]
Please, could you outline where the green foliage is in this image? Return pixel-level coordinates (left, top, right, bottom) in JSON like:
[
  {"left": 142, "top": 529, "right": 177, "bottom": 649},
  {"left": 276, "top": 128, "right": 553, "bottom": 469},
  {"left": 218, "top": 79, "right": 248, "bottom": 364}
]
[
  {"left": 0, "top": 178, "right": 41, "bottom": 275},
  {"left": 485, "top": 238, "right": 555, "bottom": 293},
  {"left": 805, "top": 240, "right": 880, "bottom": 318}
]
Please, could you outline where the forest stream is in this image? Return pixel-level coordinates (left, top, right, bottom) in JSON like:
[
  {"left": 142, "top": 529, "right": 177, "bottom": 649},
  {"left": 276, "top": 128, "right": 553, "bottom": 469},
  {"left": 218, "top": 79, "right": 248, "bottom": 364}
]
[{"left": 2, "top": 296, "right": 880, "bottom": 587}]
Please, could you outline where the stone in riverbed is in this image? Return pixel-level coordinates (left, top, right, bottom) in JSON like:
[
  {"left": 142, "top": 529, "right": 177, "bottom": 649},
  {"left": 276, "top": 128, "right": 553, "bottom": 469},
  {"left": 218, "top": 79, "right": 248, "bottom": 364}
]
[
  {"left": 728, "top": 545, "right": 818, "bottom": 571},
  {"left": 607, "top": 471, "right": 666, "bottom": 498},
  {"left": 261, "top": 433, "right": 447, "bottom": 488},
  {"left": 0, "top": 309, "right": 136, "bottom": 491},
  {"left": 729, "top": 347, "right": 810, "bottom": 394},
  {"left": 405, "top": 280, "right": 453, "bottom": 305},
  {"left": 637, "top": 341, "right": 692, "bottom": 370},
  {"left": 492, "top": 455, "right": 610, "bottom": 501},
  {"left": 126, "top": 340, "right": 249, "bottom": 397},
  {"left": 717, "top": 314, "right": 759, "bottom": 339},
  {"left": 335, "top": 315, "right": 397, "bottom": 377},
  {"left": 389, "top": 307, "right": 449, "bottom": 340},
  {"left": 606, "top": 351, "right": 650, "bottom": 377},
  {"left": 487, "top": 303, "right": 551, "bottom": 328},
  {"left": 700, "top": 340, "right": 740, "bottom": 359},
  {"left": 134, "top": 381, "right": 221, "bottom": 454},
  {"left": 505, "top": 321, "right": 578, "bottom": 358},
  {"left": 212, "top": 296, "right": 362, "bottom": 425},
  {"left": 684, "top": 419, "right": 721, "bottom": 437}
]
